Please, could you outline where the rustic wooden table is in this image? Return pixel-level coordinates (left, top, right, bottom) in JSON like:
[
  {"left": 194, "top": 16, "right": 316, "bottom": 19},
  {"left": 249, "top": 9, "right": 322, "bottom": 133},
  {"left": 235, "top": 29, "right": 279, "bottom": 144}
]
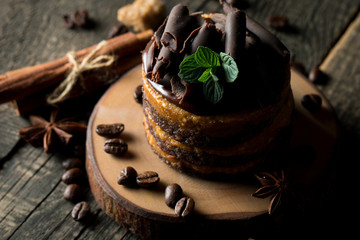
[{"left": 1, "top": 0, "right": 359, "bottom": 239}]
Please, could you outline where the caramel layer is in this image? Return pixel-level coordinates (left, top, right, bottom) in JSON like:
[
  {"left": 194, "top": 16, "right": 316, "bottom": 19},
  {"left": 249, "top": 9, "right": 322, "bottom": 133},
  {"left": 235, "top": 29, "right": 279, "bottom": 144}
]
[
  {"left": 144, "top": 90, "right": 293, "bottom": 157},
  {"left": 143, "top": 119, "right": 265, "bottom": 175}
]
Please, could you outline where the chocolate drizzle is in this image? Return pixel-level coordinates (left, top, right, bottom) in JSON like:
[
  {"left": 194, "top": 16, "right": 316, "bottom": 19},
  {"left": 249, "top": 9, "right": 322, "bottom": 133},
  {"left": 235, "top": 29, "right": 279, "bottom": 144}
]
[{"left": 142, "top": 4, "right": 290, "bottom": 115}]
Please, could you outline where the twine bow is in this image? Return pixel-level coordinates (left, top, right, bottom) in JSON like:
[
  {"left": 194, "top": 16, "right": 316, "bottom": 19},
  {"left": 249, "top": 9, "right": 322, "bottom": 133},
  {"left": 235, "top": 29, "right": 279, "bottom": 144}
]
[{"left": 47, "top": 40, "right": 115, "bottom": 104}]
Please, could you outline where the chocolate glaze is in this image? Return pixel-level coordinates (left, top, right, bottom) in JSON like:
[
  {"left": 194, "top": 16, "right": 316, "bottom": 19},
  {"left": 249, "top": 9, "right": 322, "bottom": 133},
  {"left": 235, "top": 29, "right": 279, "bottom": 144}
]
[{"left": 142, "top": 4, "right": 290, "bottom": 115}]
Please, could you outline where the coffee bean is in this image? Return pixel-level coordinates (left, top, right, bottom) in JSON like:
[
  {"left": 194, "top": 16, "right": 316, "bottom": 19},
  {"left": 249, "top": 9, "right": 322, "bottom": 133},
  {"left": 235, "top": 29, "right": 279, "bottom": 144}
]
[
  {"left": 71, "top": 9, "right": 89, "bottom": 28},
  {"left": 62, "top": 157, "right": 83, "bottom": 170},
  {"left": 136, "top": 171, "right": 159, "bottom": 188},
  {"left": 72, "top": 201, "right": 90, "bottom": 221},
  {"left": 108, "top": 23, "right": 129, "bottom": 39},
  {"left": 174, "top": 196, "right": 194, "bottom": 217},
  {"left": 117, "top": 166, "right": 138, "bottom": 187},
  {"left": 301, "top": 94, "right": 322, "bottom": 113},
  {"left": 63, "top": 184, "right": 82, "bottom": 202},
  {"left": 96, "top": 123, "right": 125, "bottom": 138},
  {"left": 134, "top": 85, "right": 143, "bottom": 104},
  {"left": 165, "top": 183, "right": 183, "bottom": 208},
  {"left": 267, "top": 15, "right": 289, "bottom": 30},
  {"left": 308, "top": 67, "right": 328, "bottom": 85},
  {"left": 61, "top": 168, "right": 85, "bottom": 184},
  {"left": 104, "top": 138, "right": 128, "bottom": 156}
]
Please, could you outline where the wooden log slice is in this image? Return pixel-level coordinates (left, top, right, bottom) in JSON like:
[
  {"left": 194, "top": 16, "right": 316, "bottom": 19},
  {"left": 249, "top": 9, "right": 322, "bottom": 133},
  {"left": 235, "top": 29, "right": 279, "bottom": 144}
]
[{"left": 86, "top": 65, "right": 339, "bottom": 239}]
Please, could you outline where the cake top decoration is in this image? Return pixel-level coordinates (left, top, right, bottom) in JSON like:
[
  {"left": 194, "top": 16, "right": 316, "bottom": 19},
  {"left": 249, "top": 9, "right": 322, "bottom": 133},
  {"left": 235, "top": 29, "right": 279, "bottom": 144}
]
[{"left": 142, "top": 3, "right": 290, "bottom": 115}]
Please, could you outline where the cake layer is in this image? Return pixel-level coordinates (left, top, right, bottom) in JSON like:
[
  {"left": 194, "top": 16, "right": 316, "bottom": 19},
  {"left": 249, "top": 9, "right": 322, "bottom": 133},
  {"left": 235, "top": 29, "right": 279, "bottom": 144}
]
[
  {"left": 143, "top": 75, "right": 294, "bottom": 148},
  {"left": 143, "top": 75, "right": 293, "bottom": 147},
  {"left": 143, "top": 92, "right": 294, "bottom": 158},
  {"left": 143, "top": 119, "right": 268, "bottom": 176}
]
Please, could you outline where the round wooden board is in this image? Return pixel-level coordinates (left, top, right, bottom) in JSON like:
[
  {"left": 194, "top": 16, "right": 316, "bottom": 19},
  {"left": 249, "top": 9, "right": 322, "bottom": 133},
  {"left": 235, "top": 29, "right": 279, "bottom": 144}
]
[{"left": 86, "top": 65, "right": 339, "bottom": 239}]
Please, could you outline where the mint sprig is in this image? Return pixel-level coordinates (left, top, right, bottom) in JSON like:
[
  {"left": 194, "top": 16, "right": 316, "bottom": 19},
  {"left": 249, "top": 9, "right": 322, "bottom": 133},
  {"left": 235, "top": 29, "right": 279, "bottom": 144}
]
[{"left": 178, "top": 46, "right": 239, "bottom": 104}]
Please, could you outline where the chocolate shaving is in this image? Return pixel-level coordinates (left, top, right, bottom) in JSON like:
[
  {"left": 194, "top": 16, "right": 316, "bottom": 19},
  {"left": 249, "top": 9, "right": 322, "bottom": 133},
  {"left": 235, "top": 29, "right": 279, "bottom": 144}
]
[
  {"left": 160, "top": 4, "right": 198, "bottom": 53},
  {"left": 154, "top": 16, "right": 168, "bottom": 48},
  {"left": 208, "top": 13, "right": 226, "bottom": 32},
  {"left": 152, "top": 47, "right": 174, "bottom": 82},
  {"left": 225, "top": 10, "right": 246, "bottom": 61},
  {"left": 181, "top": 27, "right": 201, "bottom": 53},
  {"left": 171, "top": 76, "right": 186, "bottom": 100},
  {"left": 191, "top": 23, "right": 224, "bottom": 54},
  {"left": 143, "top": 39, "right": 159, "bottom": 73}
]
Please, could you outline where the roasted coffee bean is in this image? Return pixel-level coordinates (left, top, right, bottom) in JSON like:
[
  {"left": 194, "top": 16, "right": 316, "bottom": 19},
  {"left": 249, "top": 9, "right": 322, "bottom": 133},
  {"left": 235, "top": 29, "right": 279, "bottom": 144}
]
[
  {"left": 63, "top": 184, "right": 82, "bottom": 202},
  {"left": 61, "top": 168, "right": 85, "bottom": 184},
  {"left": 62, "top": 157, "right": 83, "bottom": 170},
  {"left": 96, "top": 123, "right": 125, "bottom": 138},
  {"left": 117, "top": 166, "right": 138, "bottom": 187},
  {"left": 174, "top": 196, "right": 194, "bottom": 217},
  {"left": 136, "top": 171, "right": 159, "bottom": 187},
  {"left": 72, "top": 201, "right": 91, "bottom": 221},
  {"left": 308, "top": 67, "right": 328, "bottom": 85},
  {"left": 104, "top": 138, "right": 128, "bottom": 156},
  {"left": 134, "top": 85, "right": 143, "bottom": 104},
  {"left": 267, "top": 15, "right": 289, "bottom": 30},
  {"left": 165, "top": 183, "right": 183, "bottom": 208},
  {"left": 71, "top": 9, "right": 89, "bottom": 28},
  {"left": 108, "top": 23, "right": 129, "bottom": 39},
  {"left": 301, "top": 94, "right": 322, "bottom": 113}
]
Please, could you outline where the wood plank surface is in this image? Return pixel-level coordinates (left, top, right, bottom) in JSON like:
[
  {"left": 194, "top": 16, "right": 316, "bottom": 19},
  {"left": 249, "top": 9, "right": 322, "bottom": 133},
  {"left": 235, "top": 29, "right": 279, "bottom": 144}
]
[
  {"left": 0, "top": 0, "right": 359, "bottom": 239},
  {"left": 0, "top": 104, "right": 28, "bottom": 159}
]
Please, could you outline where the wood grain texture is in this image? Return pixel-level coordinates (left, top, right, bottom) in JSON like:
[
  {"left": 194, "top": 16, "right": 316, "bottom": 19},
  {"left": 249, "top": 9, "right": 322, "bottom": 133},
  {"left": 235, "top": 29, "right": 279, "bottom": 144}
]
[
  {"left": 0, "top": 104, "right": 28, "bottom": 159},
  {"left": 0, "top": 0, "right": 359, "bottom": 239}
]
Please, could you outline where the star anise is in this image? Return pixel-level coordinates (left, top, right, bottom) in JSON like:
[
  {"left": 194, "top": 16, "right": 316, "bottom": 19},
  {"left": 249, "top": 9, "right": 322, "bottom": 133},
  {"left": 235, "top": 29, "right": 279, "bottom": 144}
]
[
  {"left": 252, "top": 170, "right": 290, "bottom": 214},
  {"left": 18, "top": 110, "right": 87, "bottom": 153}
]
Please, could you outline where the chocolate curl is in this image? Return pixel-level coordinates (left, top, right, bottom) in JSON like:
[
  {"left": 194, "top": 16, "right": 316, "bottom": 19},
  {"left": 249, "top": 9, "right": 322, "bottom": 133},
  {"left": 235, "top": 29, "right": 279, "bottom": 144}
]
[
  {"left": 225, "top": 10, "right": 246, "bottom": 62},
  {"left": 151, "top": 47, "right": 174, "bottom": 82},
  {"left": 191, "top": 23, "right": 224, "bottom": 54},
  {"left": 160, "top": 4, "right": 195, "bottom": 53},
  {"left": 154, "top": 16, "right": 168, "bottom": 47},
  {"left": 143, "top": 39, "right": 159, "bottom": 74}
]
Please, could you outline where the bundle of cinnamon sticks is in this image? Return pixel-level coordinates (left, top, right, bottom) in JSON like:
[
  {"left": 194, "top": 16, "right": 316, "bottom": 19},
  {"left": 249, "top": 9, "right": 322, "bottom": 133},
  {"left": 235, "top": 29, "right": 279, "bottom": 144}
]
[{"left": 0, "top": 30, "right": 153, "bottom": 116}]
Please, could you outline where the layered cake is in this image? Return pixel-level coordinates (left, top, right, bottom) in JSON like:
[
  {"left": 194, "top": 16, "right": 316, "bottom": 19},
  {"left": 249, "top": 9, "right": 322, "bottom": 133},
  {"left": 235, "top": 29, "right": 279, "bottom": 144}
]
[{"left": 142, "top": 4, "right": 293, "bottom": 177}]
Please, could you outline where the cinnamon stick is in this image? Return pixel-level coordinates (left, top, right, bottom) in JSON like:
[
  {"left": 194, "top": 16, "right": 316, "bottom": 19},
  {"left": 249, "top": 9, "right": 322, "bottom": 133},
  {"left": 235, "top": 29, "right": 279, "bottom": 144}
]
[
  {"left": 11, "top": 53, "right": 142, "bottom": 116},
  {"left": 0, "top": 30, "right": 153, "bottom": 105}
]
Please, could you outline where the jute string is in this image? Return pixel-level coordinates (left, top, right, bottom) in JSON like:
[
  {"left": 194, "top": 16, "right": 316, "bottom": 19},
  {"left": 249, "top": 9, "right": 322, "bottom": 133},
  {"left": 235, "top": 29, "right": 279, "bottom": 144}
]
[{"left": 47, "top": 40, "right": 115, "bottom": 104}]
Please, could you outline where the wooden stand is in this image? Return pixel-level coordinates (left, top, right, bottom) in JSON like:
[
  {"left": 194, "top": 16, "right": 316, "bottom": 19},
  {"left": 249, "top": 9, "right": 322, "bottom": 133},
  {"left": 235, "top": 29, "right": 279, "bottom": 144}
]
[{"left": 86, "top": 66, "right": 339, "bottom": 239}]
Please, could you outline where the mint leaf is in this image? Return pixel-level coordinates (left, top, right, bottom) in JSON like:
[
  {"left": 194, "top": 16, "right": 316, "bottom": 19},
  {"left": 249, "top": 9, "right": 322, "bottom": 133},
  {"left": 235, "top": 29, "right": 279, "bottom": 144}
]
[
  {"left": 220, "top": 52, "right": 239, "bottom": 83},
  {"left": 195, "top": 46, "right": 220, "bottom": 68},
  {"left": 203, "top": 79, "right": 224, "bottom": 104},
  {"left": 210, "top": 68, "right": 219, "bottom": 82},
  {"left": 198, "top": 68, "right": 212, "bottom": 82},
  {"left": 178, "top": 54, "right": 205, "bottom": 83},
  {"left": 178, "top": 46, "right": 239, "bottom": 104}
]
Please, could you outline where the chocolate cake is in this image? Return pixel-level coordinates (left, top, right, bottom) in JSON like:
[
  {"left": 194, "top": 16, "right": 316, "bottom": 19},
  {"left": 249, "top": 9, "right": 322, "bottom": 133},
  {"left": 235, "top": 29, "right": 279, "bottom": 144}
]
[{"left": 141, "top": 4, "right": 294, "bottom": 177}]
